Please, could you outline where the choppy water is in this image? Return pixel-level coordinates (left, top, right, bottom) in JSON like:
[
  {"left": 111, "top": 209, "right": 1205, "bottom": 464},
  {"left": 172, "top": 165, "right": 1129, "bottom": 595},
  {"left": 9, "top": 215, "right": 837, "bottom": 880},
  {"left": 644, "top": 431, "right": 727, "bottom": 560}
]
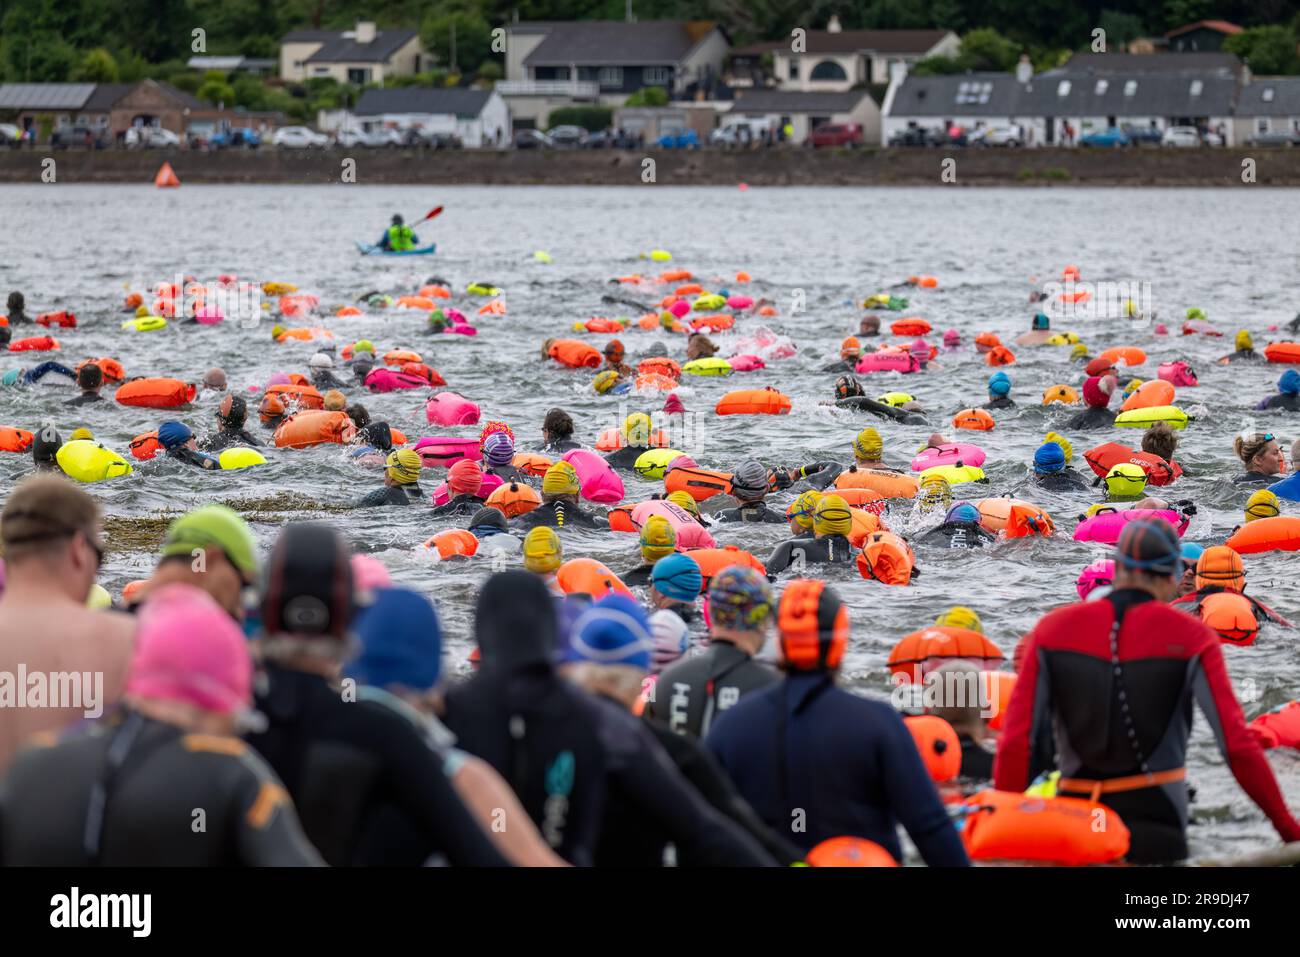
[{"left": 1, "top": 184, "right": 1298, "bottom": 858}]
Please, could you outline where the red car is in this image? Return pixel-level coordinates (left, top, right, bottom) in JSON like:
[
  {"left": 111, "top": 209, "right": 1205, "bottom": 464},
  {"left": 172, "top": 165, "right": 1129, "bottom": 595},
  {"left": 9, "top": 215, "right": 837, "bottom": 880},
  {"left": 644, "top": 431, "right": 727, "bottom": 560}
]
[{"left": 810, "top": 123, "right": 863, "bottom": 148}]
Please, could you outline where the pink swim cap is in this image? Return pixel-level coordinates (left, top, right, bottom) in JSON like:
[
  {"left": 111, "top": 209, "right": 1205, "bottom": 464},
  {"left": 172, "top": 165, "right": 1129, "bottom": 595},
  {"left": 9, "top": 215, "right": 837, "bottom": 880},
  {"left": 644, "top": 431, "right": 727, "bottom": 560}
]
[
  {"left": 350, "top": 554, "right": 393, "bottom": 592},
  {"left": 1153, "top": 323, "right": 1168, "bottom": 336},
  {"left": 663, "top": 393, "right": 685, "bottom": 415},
  {"left": 942, "top": 328, "right": 960, "bottom": 343},
  {"left": 1076, "top": 558, "right": 1116, "bottom": 600},
  {"left": 908, "top": 338, "right": 930, "bottom": 358},
  {"left": 267, "top": 372, "right": 291, "bottom": 387},
  {"left": 125, "top": 584, "right": 251, "bottom": 715},
  {"left": 667, "top": 454, "right": 697, "bottom": 471}
]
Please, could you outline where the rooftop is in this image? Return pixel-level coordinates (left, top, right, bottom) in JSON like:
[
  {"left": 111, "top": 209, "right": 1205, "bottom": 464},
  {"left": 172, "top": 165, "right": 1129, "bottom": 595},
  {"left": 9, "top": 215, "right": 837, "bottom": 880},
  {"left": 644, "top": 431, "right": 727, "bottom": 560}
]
[
  {"left": 354, "top": 87, "right": 494, "bottom": 118},
  {"left": 733, "top": 89, "right": 872, "bottom": 113},
  {"left": 1236, "top": 77, "right": 1300, "bottom": 116},
  {"left": 523, "top": 20, "right": 721, "bottom": 67},
  {"left": 293, "top": 28, "right": 419, "bottom": 64},
  {"left": 0, "top": 83, "right": 97, "bottom": 110}
]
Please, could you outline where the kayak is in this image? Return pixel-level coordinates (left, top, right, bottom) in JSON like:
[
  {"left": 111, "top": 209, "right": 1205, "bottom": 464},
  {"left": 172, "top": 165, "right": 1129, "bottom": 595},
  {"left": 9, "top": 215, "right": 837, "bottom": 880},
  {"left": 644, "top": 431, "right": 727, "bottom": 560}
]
[{"left": 355, "top": 241, "right": 437, "bottom": 257}]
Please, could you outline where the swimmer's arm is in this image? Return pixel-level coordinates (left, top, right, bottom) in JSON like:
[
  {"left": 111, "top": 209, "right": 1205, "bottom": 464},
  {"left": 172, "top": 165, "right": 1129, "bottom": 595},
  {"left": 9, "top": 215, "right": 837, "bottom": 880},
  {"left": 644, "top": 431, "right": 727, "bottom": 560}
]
[
  {"left": 993, "top": 630, "right": 1044, "bottom": 791},
  {"left": 233, "top": 759, "right": 326, "bottom": 866}
]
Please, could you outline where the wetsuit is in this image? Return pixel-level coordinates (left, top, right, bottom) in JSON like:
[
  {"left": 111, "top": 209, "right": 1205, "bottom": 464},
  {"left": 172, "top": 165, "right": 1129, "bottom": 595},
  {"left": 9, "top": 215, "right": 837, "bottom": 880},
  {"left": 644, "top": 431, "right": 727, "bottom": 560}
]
[
  {"left": 311, "top": 369, "right": 348, "bottom": 390},
  {"left": 820, "top": 359, "right": 856, "bottom": 373},
  {"left": 167, "top": 446, "right": 220, "bottom": 470},
  {"left": 22, "top": 361, "right": 76, "bottom": 385},
  {"left": 1233, "top": 471, "right": 1277, "bottom": 486},
  {"left": 994, "top": 589, "right": 1300, "bottom": 863},
  {"left": 603, "top": 445, "right": 649, "bottom": 470},
  {"left": 514, "top": 500, "right": 605, "bottom": 529},
  {"left": 0, "top": 712, "right": 323, "bottom": 865},
  {"left": 357, "top": 484, "right": 424, "bottom": 507},
  {"left": 1221, "top": 349, "right": 1263, "bottom": 364},
  {"left": 644, "top": 641, "right": 778, "bottom": 738},
  {"left": 714, "top": 501, "right": 786, "bottom": 524},
  {"left": 247, "top": 662, "right": 508, "bottom": 866},
  {"left": 914, "top": 520, "right": 996, "bottom": 549},
  {"left": 983, "top": 396, "right": 1015, "bottom": 410},
  {"left": 487, "top": 464, "right": 532, "bottom": 485},
  {"left": 705, "top": 673, "right": 970, "bottom": 864},
  {"left": 836, "top": 396, "right": 926, "bottom": 424},
  {"left": 1065, "top": 407, "right": 1116, "bottom": 430},
  {"left": 1258, "top": 393, "right": 1300, "bottom": 411},
  {"left": 958, "top": 734, "right": 994, "bottom": 780},
  {"left": 765, "top": 534, "right": 854, "bottom": 575},
  {"left": 66, "top": 391, "right": 102, "bottom": 407},
  {"left": 622, "top": 563, "right": 656, "bottom": 587},
  {"left": 1033, "top": 469, "right": 1092, "bottom": 492},
  {"left": 430, "top": 493, "right": 486, "bottom": 517},
  {"left": 541, "top": 438, "right": 581, "bottom": 455},
  {"left": 199, "top": 426, "right": 261, "bottom": 452}
]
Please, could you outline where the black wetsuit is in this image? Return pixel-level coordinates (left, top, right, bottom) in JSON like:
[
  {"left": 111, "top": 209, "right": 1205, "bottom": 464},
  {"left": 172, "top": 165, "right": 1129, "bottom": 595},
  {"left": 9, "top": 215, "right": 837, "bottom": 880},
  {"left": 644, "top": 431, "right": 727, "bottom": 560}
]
[
  {"left": 714, "top": 501, "right": 786, "bottom": 524},
  {"left": 514, "top": 500, "right": 604, "bottom": 529},
  {"left": 246, "top": 663, "right": 508, "bottom": 867},
  {"left": 357, "top": 484, "right": 425, "bottom": 507},
  {"left": 959, "top": 733, "right": 995, "bottom": 781},
  {"left": 644, "top": 642, "right": 779, "bottom": 738},
  {"left": 836, "top": 396, "right": 926, "bottom": 424},
  {"left": 199, "top": 426, "right": 261, "bottom": 452},
  {"left": 1033, "top": 469, "right": 1093, "bottom": 492},
  {"left": 311, "top": 369, "right": 348, "bottom": 390},
  {"left": 1222, "top": 349, "right": 1263, "bottom": 363},
  {"left": 983, "top": 396, "right": 1015, "bottom": 410},
  {"left": 0, "top": 712, "right": 323, "bottom": 865},
  {"left": 820, "top": 359, "right": 856, "bottom": 373},
  {"left": 430, "top": 493, "right": 487, "bottom": 517},
  {"left": 603, "top": 445, "right": 650, "bottom": 470},
  {"left": 914, "top": 520, "right": 997, "bottom": 549},
  {"left": 541, "top": 438, "right": 581, "bottom": 455},
  {"left": 1260, "top": 394, "right": 1300, "bottom": 411},
  {"left": 1233, "top": 471, "right": 1278, "bottom": 486},
  {"left": 1065, "top": 407, "right": 1116, "bottom": 430},
  {"left": 622, "top": 564, "right": 656, "bottom": 587},
  {"left": 167, "top": 447, "right": 220, "bottom": 470},
  {"left": 765, "top": 534, "right": 854, "bottom": 575},
  {"left": 487, "top": 464, "right": 532, "bottom": 485},
  {"left": 66, "top": 391, "right": 102, "bottom": 407}
]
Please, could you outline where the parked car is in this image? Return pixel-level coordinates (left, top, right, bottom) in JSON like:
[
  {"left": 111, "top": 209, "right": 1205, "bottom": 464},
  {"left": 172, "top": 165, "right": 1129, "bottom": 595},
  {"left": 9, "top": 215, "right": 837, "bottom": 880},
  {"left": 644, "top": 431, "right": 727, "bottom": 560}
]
[
  {"left": 969, "top": 124, "right": 1023, "bottom": 147},
  {"left": 272, "top": 126, "right": 328, "bottom": 149},
  {"left": 51, "top": 125, "right": 108, "bottom": 149},
  {"left": 336, "top": 128, "right": 398, "bottom": 148},
  {"left": 1245, "top": 129, "right": 1300, "bottom": 147},
  {"left": 1202, "top": 130, "right": 1225, "bottom": 147},
  {"left": 547, "top": 125, "right": 589, "bottom": 148},
  {"left": 709, "top": 124, "right": 752, "bottom": 148},
  {"left": 211, "top": 127, "right": 261, "bottom": 149},
  {"left": 1160, "top": 126, "right": 1201, "bottom": 148},
  {"left": 657, "top": 129, "right": 699, "bottom": 149},
  {"left": 142, "top": 127, "right": 180, "bottom": 148},
  {"left": 809, "top": 123, "right": 863, "bottom": 148},
  {"left": 1121, "top": 124, "right": 1163, "bottom": 146},
  {"left": 888, "top": 125, "right": 941, "bottom": 147},
  {"left": 585, "top": 129, "right": 638, "bottom": 149},
  {"left": 514, "top": 129, "right": 553, "bottom": 149},
  {"left": 1079, "top": 127, "right": 1129, "bottom": 148},
  {"left": 0, "top": 122, "right": 24, "bottom": 146}
]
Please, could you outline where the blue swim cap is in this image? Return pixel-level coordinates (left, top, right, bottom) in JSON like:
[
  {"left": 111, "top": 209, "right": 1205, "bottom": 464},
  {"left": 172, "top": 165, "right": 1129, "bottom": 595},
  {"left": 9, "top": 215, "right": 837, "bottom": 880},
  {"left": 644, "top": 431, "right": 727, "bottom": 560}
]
[
  {"left": 651, "top": 552, "right": 703, "bottom": 602},
  {"left": 157, "top": 420, "right": 193, "bottom": 449},
  {"left": 1280, "top": 369, "right": 1300, "bottom": 395},
  {"left": 347, "top": 587, "right": 443, "bottom": 691},
  {"left": 1032, "top": 312, "right": 1050, "bottom": 330},
  {"left": 946, "top": 502, "right": 980, "bottom": 525},
  {"left": 565, "top": 593, "right": 653, "bottom": 669},
  {"left": 1180, "top": 542, "right": 1205, "bottom": 567},
  {"left": 1034, "top": 442, "right": 1066, "bottom": 473},
  {"left": 988, "top": 371, "right": 1011, "bottom": 396}
]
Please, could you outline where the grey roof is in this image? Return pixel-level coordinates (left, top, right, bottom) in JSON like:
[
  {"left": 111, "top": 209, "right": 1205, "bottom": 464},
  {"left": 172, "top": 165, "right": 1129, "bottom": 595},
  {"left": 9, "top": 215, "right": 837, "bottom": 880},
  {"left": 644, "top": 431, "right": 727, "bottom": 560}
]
[
  {"left": 354, "top": 87, "right": 493, "bottom": 118},
  {"left": 81, "top": 84, "right": 135, "bottom": 111},
  {"left": 888, "top": 73, "right": 1026, "bottom": 117},
  {"left": 1236, "top": 78, "right": 1300, "bottom": 116},
  {"left": 303, "top": 28, "right": 418, "bottom": 64},
  {"left": 524, "top": 21, "right": 718, "bottom": 67},
  {"left": 157, "top": 82, "right": 207, "bottom": 110},
  {"left": 0, "top": 83, "right": 96, "bottom": 110},
  {"left": 734, "top": 89, "right": 872, "bottom": 113},
  {"left": 1057, "top": 52, "right": 1240, "bottom": 76}
]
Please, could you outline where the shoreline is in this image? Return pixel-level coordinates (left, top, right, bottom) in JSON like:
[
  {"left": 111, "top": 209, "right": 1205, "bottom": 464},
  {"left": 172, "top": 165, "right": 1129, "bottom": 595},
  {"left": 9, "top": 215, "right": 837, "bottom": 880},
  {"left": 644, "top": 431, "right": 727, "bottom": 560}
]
[{"left": 1, "top": 146, "right": 1297, "bottom": 186}]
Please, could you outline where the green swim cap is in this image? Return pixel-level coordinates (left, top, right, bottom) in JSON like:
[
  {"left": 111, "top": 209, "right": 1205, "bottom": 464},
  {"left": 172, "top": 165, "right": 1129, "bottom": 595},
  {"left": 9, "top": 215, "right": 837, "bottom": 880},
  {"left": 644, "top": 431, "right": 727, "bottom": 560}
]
[
  {"left": 160, "top": 505, "right": 259, "bottom": 582},
  {"left": 353, "top": 339, "right": 375, "bottom": 355},
  {"left": 2, "top": 369, "right": 20, "bottom": 387}
]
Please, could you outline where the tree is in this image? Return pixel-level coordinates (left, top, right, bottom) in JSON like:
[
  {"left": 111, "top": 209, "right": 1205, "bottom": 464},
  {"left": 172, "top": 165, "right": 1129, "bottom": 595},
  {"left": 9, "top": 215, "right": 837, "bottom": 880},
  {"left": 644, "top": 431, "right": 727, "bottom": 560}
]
[
  {"left": 1098, "top": 9, "right": 1146, "bottom": 50},
  {"left": 956, "top": 28, "right": 1020, "bottom": 73},
  {"left": 1224, "top": 26, "right": 1300, "bottom": 75},
  {"left": 422, "top": 8, "right": 493, "bottom": 75},
  {"left": 72, "top": 47, "right": 120, "bottom": 82},
  {"left": 196, "top": 71, "right": 236, "bottom": 107},
  {"left": 626, "top": 86, "right": 668, "bottom": 107},
  {"left": 910, "top": 55, "right": 961, "bottom": 76}
]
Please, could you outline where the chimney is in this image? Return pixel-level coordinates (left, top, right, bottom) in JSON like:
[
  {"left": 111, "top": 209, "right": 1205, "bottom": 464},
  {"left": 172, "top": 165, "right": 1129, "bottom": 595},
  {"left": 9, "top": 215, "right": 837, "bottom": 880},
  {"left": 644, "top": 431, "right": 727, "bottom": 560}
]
[
  {"left": 827, "top": 15, "right": 842, "bottom": 33},
  {"left": 1015, "top": 54, "right": 1032, "bottom": 84},
  {"left": 356, "top": 21, "right": 377, "bottom": 44}
]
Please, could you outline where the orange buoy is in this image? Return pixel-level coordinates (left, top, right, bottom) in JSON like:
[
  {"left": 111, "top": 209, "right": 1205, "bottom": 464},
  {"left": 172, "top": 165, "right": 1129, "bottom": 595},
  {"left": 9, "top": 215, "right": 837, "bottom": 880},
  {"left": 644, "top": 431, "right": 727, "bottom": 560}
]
[
  {"left": 734, "top": 271, "right": 751, "bottom": 284},
  {"left": 890, "top": 318, "right": 932, "bottom": 337},
  {"left": 904, "top": 715, "right": 962, "bottom": 783},
  {"left": 485, "top": 481, "right": 542, "bottom": 518},
  {"left": 264, "top": 383, "right": 324, "bottom": 411},
  {"left": 512, "top": 452, "right": 553, "bottom": 477},
  {"left": 336, "top": 305, "right": 363, "bottom": 318},
  {"left": 1121, "top": 379, "right": 1175, "bottom": 411},
  {"left": 834, "top": 467, "right": 918, "bottom": 500},
  {"left": 0, "top": 427, "right": 35, "bottom": 453},
  {"left": 715, "top": 387, "right": 792, "bottom": 416},
  {"left": 424, "top": 529, "right": 479, "bottom": 560},
  {"left": 959, "top": 789, "right": 1129, "bottom": 864},
  {"left": 637, "top": 357, "right": 682, "bottom": 380},
  {"left": 690, "top": 313, "right": 734, "bottom": 333},
  {"left": 984, "top": 671, "right": 1017, "bottom": 731},
  {"left": 888, "top": 626, "right": 1003, "bottom": 682},
  {"left": 383, "top": 349, "right": 422, "bottom": 366},
  {"left": 115, "top": 377, "right": 196, "bottom": 409},
  {"left": 418, "top": 284, "right": 452, "bottom": 299},
  {"left": 1098, "top": 345, "right": 1146, "bottom": 367},
  {"left": 663, "top": 466, "right": 732, "bottom": 502},
  {"left": 856, "top": 531, "right": 915, "bottom": 585},
  {"left": 953, "top": 408, "right": 995, "bottom": 431},
  {"left": 273, "top": 410, "right": 357, "bottom": 449},
  {"left": 555, "top": 558, "right": 632, "bottom": 599},
  {"left": 128, "top": 431, "right": 163, "bottom": 461},
  {"left": 805, "top": 836, "right": 898, "bottom": 867},
  {"left": 985, "top": 345, "right": 1016, "bottom": 367},
  {"left": 1200, "top": 591, "right": 1259, "bottom": 646},
  {"left": 154, "top": 162, "right": 180, "bottom": 188},
  {"left": 680, "top": 546, "right": 765, "bottom": 590},
  {"left": 8, "top": 335, "right": 60, "bottom": 352}
]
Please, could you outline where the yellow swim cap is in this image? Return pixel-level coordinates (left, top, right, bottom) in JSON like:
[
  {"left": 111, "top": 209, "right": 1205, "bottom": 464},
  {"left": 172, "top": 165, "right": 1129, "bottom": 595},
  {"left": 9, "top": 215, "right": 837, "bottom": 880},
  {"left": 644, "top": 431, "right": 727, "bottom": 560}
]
[
  {"left": 853, "top": 427, "right": 882, "bottom": 461},
  {"left": 1123, "top": 378, "right": 1142, "bottom": 395},
  {"left": 542, "top": 460, "right": 580, "bottom": 497},
  {"left": 1236, "top": 329, "right": 1254, "bottom": 351},
  {"left": 813, "top": 494, "right": 853, "bottom": 537},
  {"left": 593, "top": 370, "right": 620, "bottom": 395},
  {"left": 1042, "top": 385, "right": 1078, "bottom": 406},
  {"left": 271, "top": 324, "right": 286, "bottom": 339},
  {"left": 1044, "top": 431, "right": 1073, "bottom": 462},
  {"left": 919, "top": 474, "right": 952, "bottom": 510},
  {"left": 639, "top": 515, "right": 677, "bottom": 561},
  {"left": 135, "top": 304, "right": 151, "bottom": 318},
  {"left": 935, "top": 606, "right": 984, "bottom": 634},
  {"left": 1104, "top": 462, "right": 1147, "bottom": 500},
  {"left": 386, "top": 449, "right": 422, "bottom": 485},
  {"left": 354, "top": 339, "right": 375, "bottom": 355},
  {"left": 623, "top": 412, "right": 653, "bottom": 445},
  {"left": 71, "top": 427, "right": 93, "bottom": 441},
  {"left": 523, "top": 526, "right": 563, "bottom": 574},
  {"left": 1070, "top": 343, "right": 1089, "bottom": 360},
  {"left": 785, "top": 490, "right": 824, "bottom": 530},
  {"left": 666, "top": 491, "right": 699, "bottom": 516},
  {"left": 1245, "top": 489, "right": 1280, "bottom": 523}
]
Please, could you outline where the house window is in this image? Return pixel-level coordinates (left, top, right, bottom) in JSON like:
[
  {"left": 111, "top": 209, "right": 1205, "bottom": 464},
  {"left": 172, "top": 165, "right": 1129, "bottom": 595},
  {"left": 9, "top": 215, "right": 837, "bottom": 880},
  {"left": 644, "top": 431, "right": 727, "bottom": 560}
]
[
  {"left": 786, "top": 59, "right": 799, "bottom": 81},
  {"left": 348, "top": 68, "right": 371, "bottom": 84},
  {"left": 643, "top": 66, "right": 670, "bottom": 86},
  {"left": 1257, "top": 118, "right": 1270, "bottom": 134},
  {"left": 1190, "top": 80, "right": 1203, "bottom": 96},
  {"left": 1124, "top": 80, "right": 1137, "bottom": 97},
  {"left": 809, "top": 60, "right": 847, "bottom": 81},
  {"left": 1262, "top": 88, "right": 1275, "bottom": 102},
  {"left": 1095, "top": 79, "right": 1107, "bottom": 96},
  {"left": 598, "top": 66, "right": 623, "bottom": 89},
  {"left": 1057, "top": 80, "right": 1070, "bottom": 97}
]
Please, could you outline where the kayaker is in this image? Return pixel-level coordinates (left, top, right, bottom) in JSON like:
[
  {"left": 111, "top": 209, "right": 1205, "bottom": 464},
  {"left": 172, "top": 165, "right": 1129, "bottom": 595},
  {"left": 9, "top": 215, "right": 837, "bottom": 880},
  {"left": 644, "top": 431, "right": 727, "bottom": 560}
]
[{"left": 378, "top": 214, "right": 418, "bottom": 252}]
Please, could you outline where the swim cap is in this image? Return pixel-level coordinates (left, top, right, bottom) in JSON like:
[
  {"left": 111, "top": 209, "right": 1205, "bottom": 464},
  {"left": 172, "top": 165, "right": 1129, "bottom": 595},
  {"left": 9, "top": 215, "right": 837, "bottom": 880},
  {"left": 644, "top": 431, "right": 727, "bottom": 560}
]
[
  {"left": 623, "top": 412, "right": 652, "bottom": 445},
  {"left": 777, "top": 579, "right": 849, "bottom": 672},
  {"left": 1082, "top": 375, "right": 1115, "bottom": 408},
  {"left": 988, "top": 371, "right": 1011, "bottom": 396},
  {"left": 1085, "top": 357, "right": 1117, "bottom": 378},
  {"left": 482, "top": 431, "right": 515, "bottom": 466},
  {"left": 1045, "top": 431, "right": 1073, "bottom": 462},
  {"left": 853, "top": 427, "right": 882, "bottom": 461},
  {"left": 1032, "top": 312, "right": 1050, "bottom": 330},
  {"left": 157, "top": 420, "right": 193, "bottom": 450},
  {"left": 1279, "top": 369, "right": 1300, "bottom": 395},
  {"left": 126, "top": 584, "right": 252, "bottom": 715},
  {"left": 666, "top": 491, "right": 700, "bottom": 516},
  {"left": 814, "top": 494, "right": 853, "bottom": 537},
  {"left": 786, "top": 490, "right": 824, "bottom": 530},
  {"left": 218, "top": 393, "right": 247, "bottom": 426},
  {"left": 542, "top": 461, "right": 580, "bottom": 497},
  {"left": 353, "top": 339, "right": 375, "bottom": 355},
  {"left": 468, "top": 507, "right": 508, "bottom": 536},
  {"left": 479, "top": 420, "right": 515, "bottom": 447},
  {"left": 1075, "top": 558, "right": 1115, "bottom": 600},
  {"left": 386, "top": 449, "right": 422, "bottom": 485},
  {"left": 70, "top": 427, "right": 93, "bottom": 441},
  {"left": 649, "top": 609, "right": 690, "bottom": 670},
  {"left": 834, "top": 374, "right": 864, "bottom": 399},
  {"left": 348, "top": 587, "right": 443, "bottom": 692},
  {"left": 1114, "top": 517, "right": 1181, "bottom": 577},
  {"left": 356, "top": 421, "right": 392, "bottom": 451},
  {"left": 447, "top": 459, "right": 484, "bottom": 496},
  {"left": 663, "top": 393, "right": 685, "bottom": 415},
  {"left": 708, "top": 566, "right": 774, "bottom": 632},
  {"left": 639, "top": 515, "right": 677, "bottom": 562},
  {"left": 730, "top": 460, "right": 769, "bottom": 501},
  {"left": 944, "top": 502, "right": 980, "bottom": 525},
  {"left": 840, "top": 336, "right": 861, "bottom": 359},
  {"left": 935, "top": 606, "right": 983, "bottom": 634},
  {"left": 323, "top": 389, "right": 346, "bottom": 411},
  {"left": 1104, "top": 462, "right": 1147, "bottom": 500},
  {"left": 523, "top": 526, "right": 563, "bottom": 574},
  {"left": 350, "top": 554, "right": 392, "bottom": 592},
  {"left": 651, "top": 552, "right": 703, "bottom": 602},
  {"left": 309, "top": 352, "right": 333, "bottom": 369},
  {"left": 666, "top": 454, "right": 697, "bottom": 473},
  {"left": 1236, "top": 329, "right": 1254, "bottom": 351},
  {"left": 31, "top": 425, "right": 61, "bottom": 463},
  {"left": 1034, "top": 441, "right": 1066, "bottom": 474},
  {"left": 942, "top": 328, "right": 960, "bottom": 344},
  {"left": 593, "top": 369, "right": 621, "bottom": 394},
  {"left": 565, "top": 594, "right": 653, "bottom": 670},
  {"left": 1245, "top": 489, "right": 1281, "bottom": 522},
  {"left": 271, "top": 324, "right": 286, "bottom": 339},
  {"left": 160, "top": 505, "right": 259, "bottom": 583},
  {"left": 1196, "top": 545, "right": 1244, "bottom": 592},
  {"left": 260, "top": 523, "right": 355, "bottom": 641},
  {"left": 918, "top": 474, "right": 952, "bottom": 510},
  {"left": 908, "top": 338, "right": 930, "bottom": 358},
  {"left": 1070, "top": 343, "right": 1090, "bottom": 361},
  {"left": 603, "top": 338, "right": 625, "bottom": 358},
  {"left": 1179, "top": 542, "right": 1205, "bottom": 569}
]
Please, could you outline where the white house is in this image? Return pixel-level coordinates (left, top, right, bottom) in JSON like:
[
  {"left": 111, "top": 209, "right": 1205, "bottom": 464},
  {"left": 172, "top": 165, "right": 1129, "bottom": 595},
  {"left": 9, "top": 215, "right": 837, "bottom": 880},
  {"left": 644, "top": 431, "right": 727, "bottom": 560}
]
[
  {"left": 280, "top": 21, "right": 425, "bottom": 85},
  {"left": 728, "top": 89, "right": 880, "bottom": 144},
  {"left": 351, "top": 88, "right": 509, "bottom": 147},
  {"left": 756, "top": 18, "right": 958, "bottom": 91}
]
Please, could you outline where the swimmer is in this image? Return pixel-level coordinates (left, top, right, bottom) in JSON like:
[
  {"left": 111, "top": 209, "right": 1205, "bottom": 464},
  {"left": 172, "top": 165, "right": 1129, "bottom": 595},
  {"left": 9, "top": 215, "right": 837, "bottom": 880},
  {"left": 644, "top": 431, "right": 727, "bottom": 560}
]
[
  {"left": 982, "top": 371, "right": 1014, "bottom": 410},
  {"left": 1065, "top": 375, "right": 1118, "bottom": 430},
  {"left": 466, "top": 507, "right": 522, "bottom": 556},
  {"left": 686, "top": 333, "right": 718, "bottom": 361},
  {"left": 1031, "top": 440, "right": 1090, "bottom": 491},
  {"left": 858, "top": 314, "right": 880, "bottom": 337},
  {"left": 781, "top": 489, "right": 823, "bottom": 537},
  {"left": 765, "top": 494, "right": 855, "bottom": 574},
  {"left": 821, "top": 337, "right": 861, "bottom": 373},
  {"left": 715, "top": 460, "right": 787, "bottom": 524},
  {"left": 308, "top": 352, "right": 347, "bottom": 390},
  {"left": 665, "top": 489, "right": 712, "bottom": 527},
  {"left": 198, "top": 394, "right": 260, "bottom": 452},
  {"left": 914, "top": 502, "right": 996, "bottom": 549},
  {"left": 514, "top": 461, "right": 607, "bottom": 529},
  {"left": 431, "top": 460, "right": 487, "bottom": 517},
  {"left": 592, "top": 369, "right": 631, "bottom": 396},
  {"left": 323, "top": 389, "right": 347, "bottom": 412},
  {"left": 1141, "top": 422, "right": 1180, "bottom": 469},
  {"left": 648, "top": 552, "right": 703, "bottom": 622},
  {"left": 6, "top": 291, "right": 30, "bottom": 325},
  {"left": 521, "top": 526, "right": 564, "bottom": 593},
  {"left": 29, "top": 425, "right": 62, "bottom": 475},
  {"left": 540, "top": 407, "right": 581, "bottom": 454},
  {"left": 1177, "top": 542, "right": 1204, "bottom": 596},
  {"left": 1170, "top": 544, "right": 1291, "bottom": 626},
  {"left": 942, "top": 329, "right": 961, "bottom": 351},
  {"left": 347, "top": 421, "right": 394, "bottom": 464},
  {"left": 603, "top": 413, "right": 657, "bottom": 470},
  {"left": 1234, "top": 432, "right": 1284, "bottom": 484},
  {"left": 1256, "top": 370, "right": 1300, "bottom": 412},
  {"left": 482, "top": 431, "right": 529, "bottom": 483},
  {"left": 1219, "top": 329, "right": 1263, "bottom": 364},
  {"left": 1014, "top": 312, "right": 1052, "bottom": 347},
  {"left": 259, "top": 393, "right": 286, "bottom": 431},
  {"left": 202, "top": 367, "right": 228, "bottom": 393},
  {"left": 356, "top": 449, "right": 425, "bottom": 506},
  {"left": 352, "top": 354, "right": 375, "bottom": 385},
  {"left": 65, "top": 362, "right": 103, "bottom": 407},
  {"left": 831, "top": 375, "right": 926, "bottom": 424},
  {"left": 622, "top": 516, "right": 678, "bottom": 586},
  {"left": 926, "top": 660, "right": 994, "bottom": 781},
  {"left": 602, "top": 339, "right": 634, "bottom": 376},
  {"left": 3, "top": 360, "right": 77, "bottom": 387},
  {"left": 346, "top": 403, "right": 371, "bottom": 429},
  {"left": 158, "top": 421, "right": 219, "bottom": 470},
  {"left": 1101, "top": 463, "right": 1148, "bottom": 502}
]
